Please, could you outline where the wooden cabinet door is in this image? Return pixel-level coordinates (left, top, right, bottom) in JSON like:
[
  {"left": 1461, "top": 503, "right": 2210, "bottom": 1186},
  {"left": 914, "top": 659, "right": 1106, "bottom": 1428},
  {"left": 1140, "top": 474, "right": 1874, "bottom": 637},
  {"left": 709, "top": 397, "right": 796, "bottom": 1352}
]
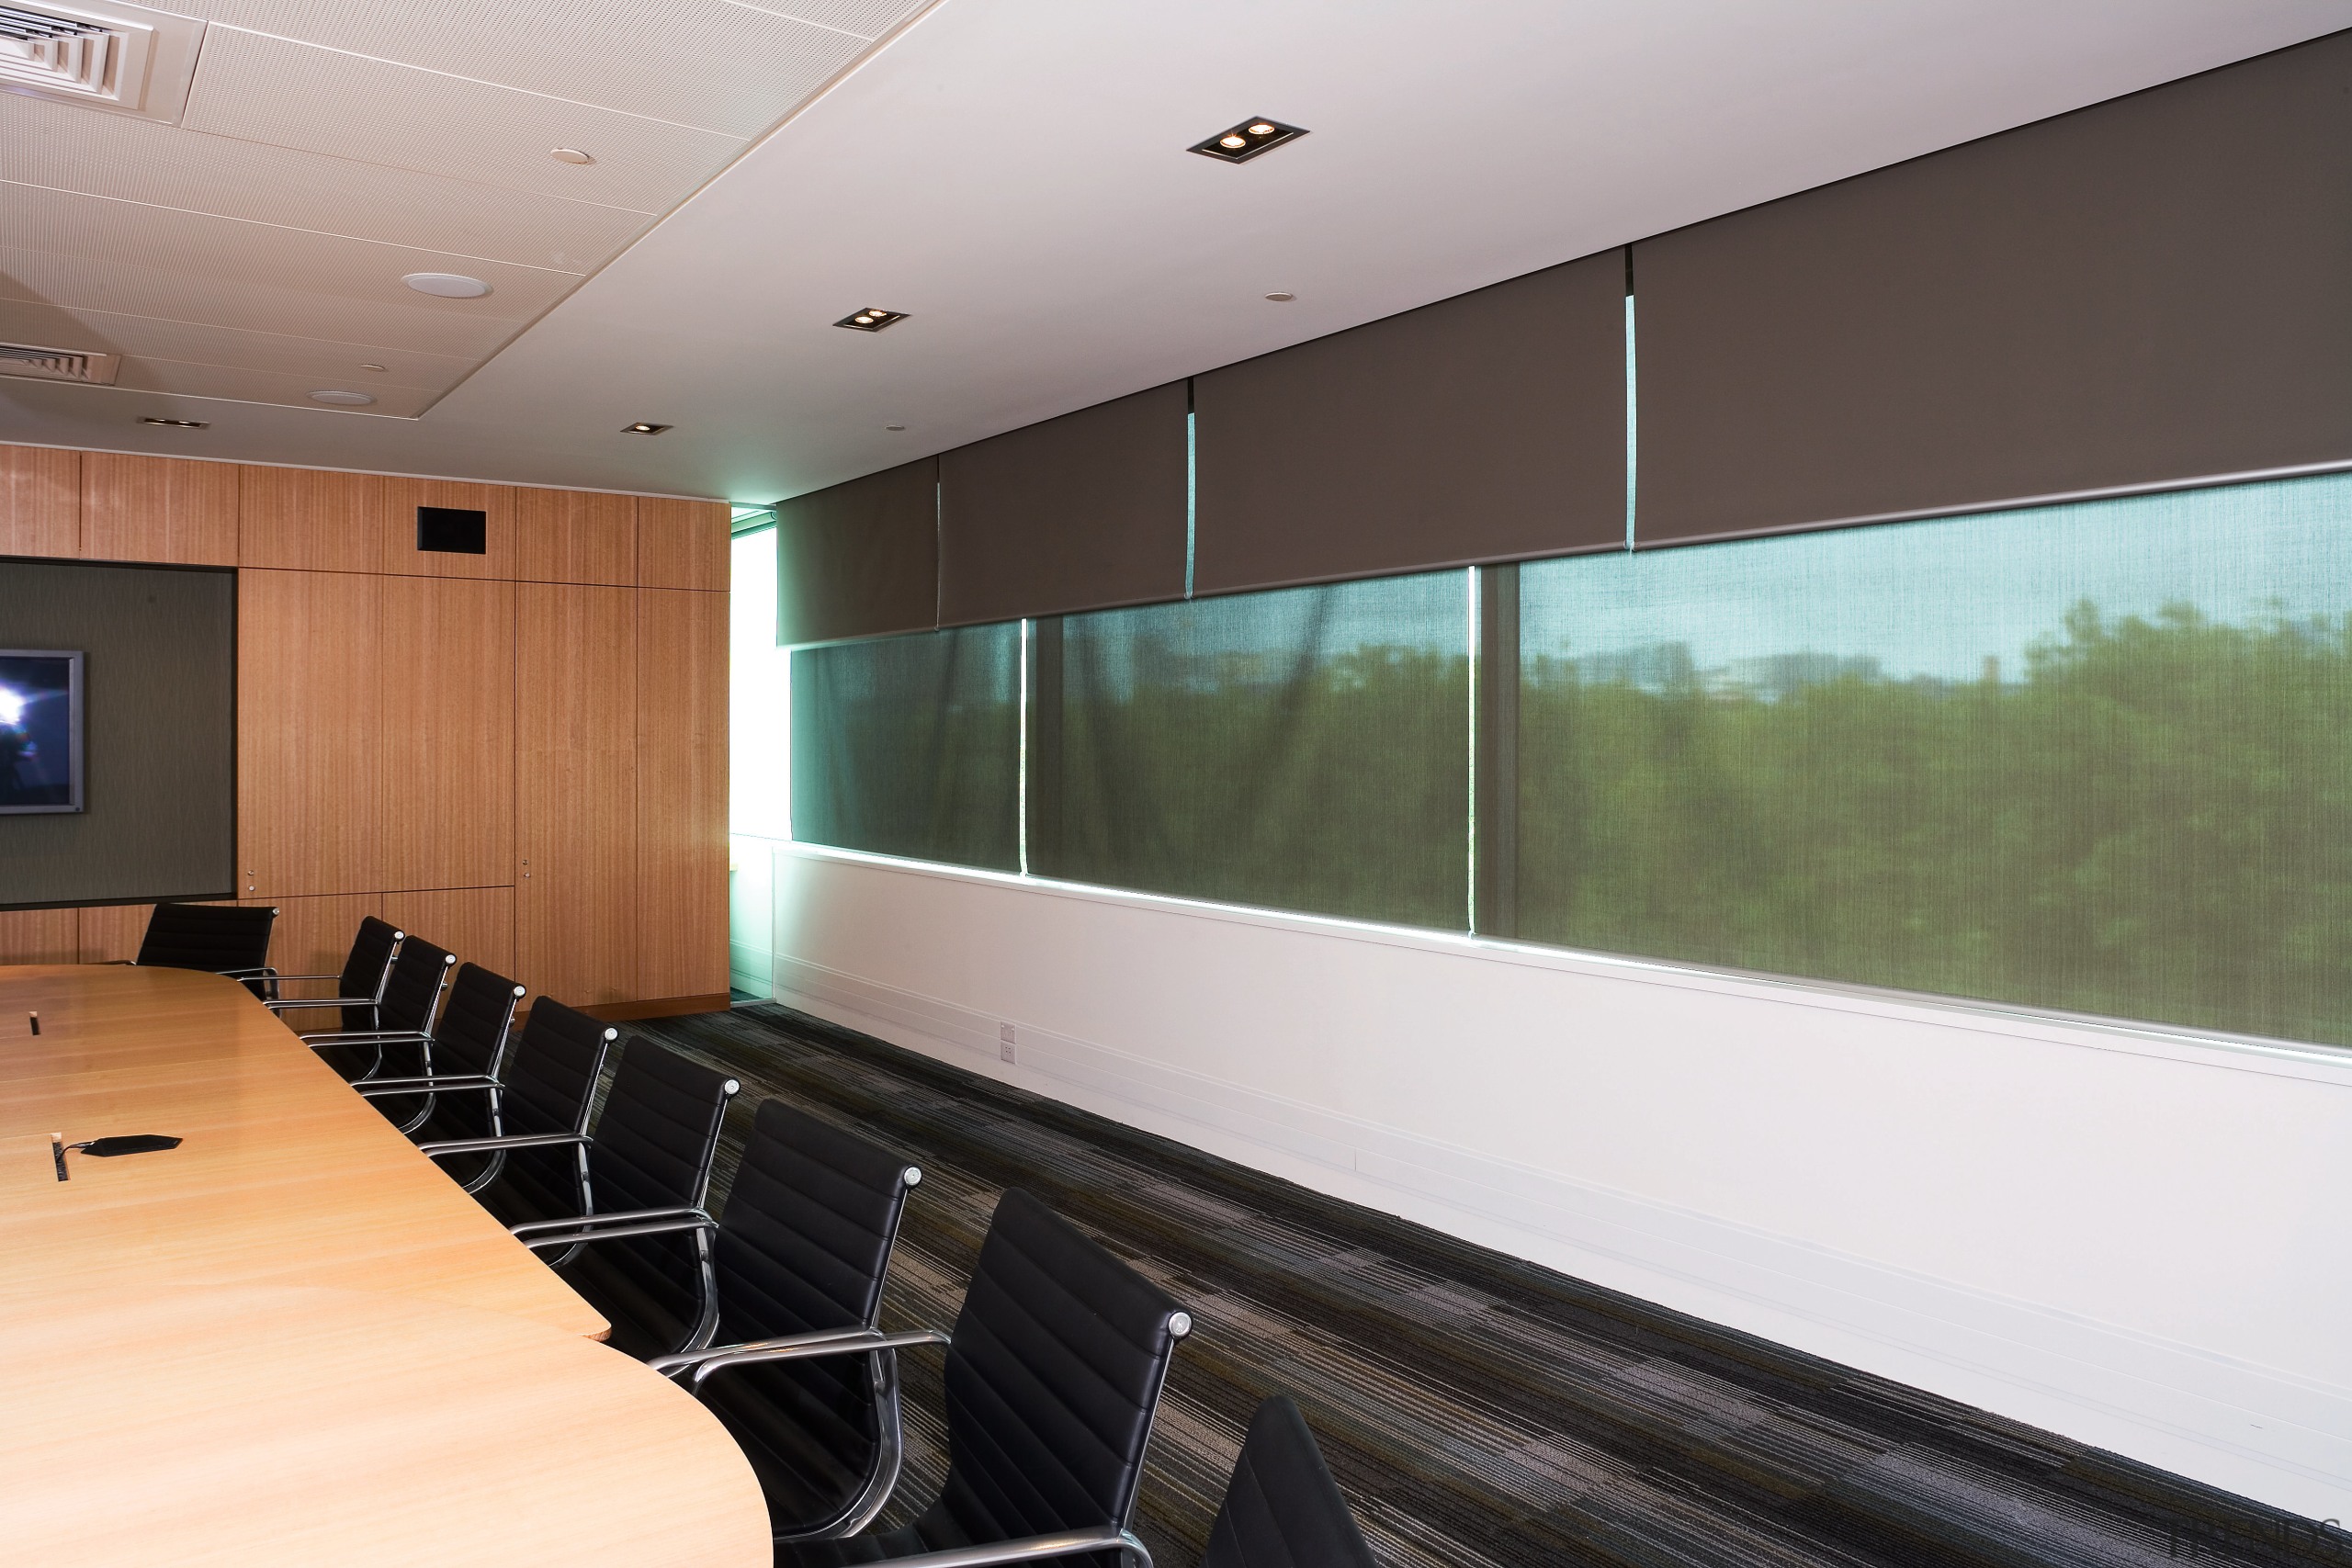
[
  {"left": 515, "top": 583, "right": 637, "bottom": 1008},
  {"left": 635, "top": 589, "right": 727, "bottom": 1002}
]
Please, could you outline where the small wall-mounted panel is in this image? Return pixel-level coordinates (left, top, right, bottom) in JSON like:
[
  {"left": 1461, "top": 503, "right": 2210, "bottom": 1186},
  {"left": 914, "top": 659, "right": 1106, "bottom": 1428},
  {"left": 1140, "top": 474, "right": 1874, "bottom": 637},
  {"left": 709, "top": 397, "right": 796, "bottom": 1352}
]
[
  {"left": 415, "top": 505, "right": 488, "bottom": 555},
  {"left": 378, "top": 478, "right": 513, "bottom": 578}
]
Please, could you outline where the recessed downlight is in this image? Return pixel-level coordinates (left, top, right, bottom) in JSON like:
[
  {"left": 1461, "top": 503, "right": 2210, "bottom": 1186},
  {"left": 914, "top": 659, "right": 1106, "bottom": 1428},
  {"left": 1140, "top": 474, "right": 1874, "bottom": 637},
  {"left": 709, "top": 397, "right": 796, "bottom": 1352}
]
[
  {"left": 359, "top": 363, "right": 388, "bottom": 372},
  {"left": 622, "top": 422, "right": 672, "bottom": 434},
  {"left": 885, "top": 423, "right": 907, "bottom": 432},
  {"left": 309, "top": 389, "right": 376, "bottom": 406},
  {"left": 550, "top": 147, "right": 595, "bottom": 164},
  {"left": 834, "top": 307, "right": 907, "bottom": 333},
  {"left": 138, "top": 415, "right": 209, "bottom": 429},
  {"left": 402, "top": 272, "right": 492, "bottom": 299},
  {"left": 1264, "top": 291, "right": 1295, "bottom": 302},
  {"left": 1190, "top": 116, "right": 1306, "bottom": 164}
]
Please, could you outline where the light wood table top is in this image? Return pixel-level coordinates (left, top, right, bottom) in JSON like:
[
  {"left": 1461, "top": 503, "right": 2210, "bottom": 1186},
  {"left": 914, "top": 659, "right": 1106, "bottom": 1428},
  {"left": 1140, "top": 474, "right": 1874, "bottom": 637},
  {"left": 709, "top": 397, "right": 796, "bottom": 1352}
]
[
  {"left": 0, "top": 1283, "right": 771, "bottom": 1566},
  {"left": 0, "top": 964, "right": 605, "bottom": 1337}
]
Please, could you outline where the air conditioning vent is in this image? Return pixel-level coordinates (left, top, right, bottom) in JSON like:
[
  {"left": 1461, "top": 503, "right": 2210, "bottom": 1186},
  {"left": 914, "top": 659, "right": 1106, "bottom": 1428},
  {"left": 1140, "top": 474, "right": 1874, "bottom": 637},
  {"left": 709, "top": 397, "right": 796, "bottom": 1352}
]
[
  {"left": 0, "top": 342, "right": 122, "bottom": 384},
  {"left": 0, "top": 0, "right": 204, "bottom": 121}
]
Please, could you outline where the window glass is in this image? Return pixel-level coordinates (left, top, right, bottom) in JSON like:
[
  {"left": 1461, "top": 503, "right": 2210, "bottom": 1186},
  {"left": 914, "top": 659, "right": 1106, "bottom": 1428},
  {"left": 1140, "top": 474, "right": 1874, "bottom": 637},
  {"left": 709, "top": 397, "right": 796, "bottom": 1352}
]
[
  {"left": 789, "top": 625, "right": 1021, "bottom": 872},
  {"left": 1518, "top": 472, "right": 2352, "bottom": 1045},
  {"left": 1037, "top": 571, "right": 1470, "bottom": 929}
]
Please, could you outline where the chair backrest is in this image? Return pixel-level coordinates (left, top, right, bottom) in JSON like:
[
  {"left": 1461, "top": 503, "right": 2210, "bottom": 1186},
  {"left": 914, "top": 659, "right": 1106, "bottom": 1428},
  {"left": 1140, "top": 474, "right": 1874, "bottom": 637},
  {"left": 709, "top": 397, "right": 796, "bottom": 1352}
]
[
  {"left": 586, "top": 1038, "right": 740, "bottom": 1217},
  {"left": 1200, "top": 1395, "right": 1376, "bottom": 1568},
  {"left": 716, "top": 1100, "right": 918, "bottom": 1343},
  {"left": 376, "top": 937, "right": 455, "bottom": 1036},
  {"left": 696, "top": 1101, "right": 921, "bottom": 1480},
  {"left": 137, "top": 902, "right": 277, "bottom": 977},
  {"left": 478, "top": 998, "right": 616, "bottom": 1224},
  {"left": 434, "top": 963, "right": 525, "bottom": 1080},
  {"left": 927, "top": 1189, "right": 1189, "bottom": 1560},
  {"left": 336, "top": 918, "right": 403, "bottom": 1031}
]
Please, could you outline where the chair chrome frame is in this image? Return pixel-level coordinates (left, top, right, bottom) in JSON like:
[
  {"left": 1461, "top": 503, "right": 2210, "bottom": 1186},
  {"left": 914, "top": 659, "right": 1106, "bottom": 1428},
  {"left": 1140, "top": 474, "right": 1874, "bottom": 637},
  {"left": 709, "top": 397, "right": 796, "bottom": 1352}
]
[
  {"left": 298, "top": 950, "right": 455, "bottom": 1086},
  {"left": 413, "top": 1021, "right": 616, "bottom": 1201},
  {"left": 354, "top": 977, "right": 524, "bottom": 1134},
  {"left": 650, "top": 1296, "right": 1185, "bottom": 1560},
  {"left": 242, "top": 925, "right": 404, "bottom": 1024}
]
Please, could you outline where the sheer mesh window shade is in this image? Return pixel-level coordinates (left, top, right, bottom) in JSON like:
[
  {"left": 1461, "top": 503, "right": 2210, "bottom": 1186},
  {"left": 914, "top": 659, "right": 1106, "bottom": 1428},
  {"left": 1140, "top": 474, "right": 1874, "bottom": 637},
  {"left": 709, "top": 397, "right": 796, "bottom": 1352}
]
[
  {"left": 938, "top": 383, "right": 1189, "bottom": 626},
  {"left": 1030, "top": 573, "right": 1470, "bottom": 931},
  {"left": 1515, "top": 470, "right": 2352, "bottom": 1049},
  {"left": 1632, "top": 29, "right": 2352, "bottom": 547},
  {"left": 789, "top": 624, "right": 1020, "bottom": 872},
  {"left": 1193, "top": 250, "right": 1626, "bottom": 595}
]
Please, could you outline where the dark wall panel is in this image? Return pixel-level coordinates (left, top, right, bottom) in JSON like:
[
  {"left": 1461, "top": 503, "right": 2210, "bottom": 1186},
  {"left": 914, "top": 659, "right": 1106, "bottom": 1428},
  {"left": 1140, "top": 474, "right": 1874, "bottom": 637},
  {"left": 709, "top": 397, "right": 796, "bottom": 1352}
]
[
  {"left": 0, "top": 558, "right": 235, "bottom": 908},
  {"left": 1634, "top": 30, "right": 2352, "bottom": 547},
  {"left": 939, "top": 382, "right": 1188, "bottom": 626},
  {"left": 1193, "top": 250, "right": 1625, "bottom": 595},
  {"left": 775, "top": 458, "right": 938, "bottom": 646}
]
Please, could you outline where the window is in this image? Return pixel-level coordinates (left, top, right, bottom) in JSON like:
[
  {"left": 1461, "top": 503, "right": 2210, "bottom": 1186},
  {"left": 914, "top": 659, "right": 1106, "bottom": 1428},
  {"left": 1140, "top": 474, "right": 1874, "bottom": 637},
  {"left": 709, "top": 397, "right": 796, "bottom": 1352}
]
[
  {"left": 1514, "top": 471, "right": 2352, "bottom": 1045},
  {"left": 1033, "top": 572, "right": 1471, "bottom": 929},
  {"left": 788, "top": 625, "right": 1021, "bottom": 873}
]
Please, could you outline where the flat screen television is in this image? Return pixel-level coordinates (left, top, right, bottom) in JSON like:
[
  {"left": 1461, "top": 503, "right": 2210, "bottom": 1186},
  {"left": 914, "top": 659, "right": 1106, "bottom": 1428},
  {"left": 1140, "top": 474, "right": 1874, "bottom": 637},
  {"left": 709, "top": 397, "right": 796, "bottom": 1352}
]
[{"left": 0, "top": 650, "right": 84, "bottom": 814}]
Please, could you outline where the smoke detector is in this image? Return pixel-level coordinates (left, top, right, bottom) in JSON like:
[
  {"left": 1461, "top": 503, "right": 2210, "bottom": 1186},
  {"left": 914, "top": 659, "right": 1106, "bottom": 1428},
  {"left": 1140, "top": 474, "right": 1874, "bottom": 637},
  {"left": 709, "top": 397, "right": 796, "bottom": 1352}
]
[
  {"left": 0, "top": 341, "right": 120, "bottom": 384},
  {"left": 0, "top": 0, "right": 207, "bottom": 123}
]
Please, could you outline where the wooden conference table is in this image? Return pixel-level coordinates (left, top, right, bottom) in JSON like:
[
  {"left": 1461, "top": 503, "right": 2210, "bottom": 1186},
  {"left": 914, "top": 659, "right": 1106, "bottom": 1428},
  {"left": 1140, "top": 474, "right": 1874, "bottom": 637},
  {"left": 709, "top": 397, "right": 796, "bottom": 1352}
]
[{"left": 0, "top": 964, "right": 770, "bottom": 1566}]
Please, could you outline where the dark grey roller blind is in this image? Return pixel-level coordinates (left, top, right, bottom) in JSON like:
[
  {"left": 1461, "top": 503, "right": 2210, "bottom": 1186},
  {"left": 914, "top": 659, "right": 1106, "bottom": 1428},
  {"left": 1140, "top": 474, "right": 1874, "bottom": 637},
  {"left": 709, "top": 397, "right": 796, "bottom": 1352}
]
[
  {"left": 1193, "top": 251, "right": 1626, "bottom": 595},
  {"left": 775, "top": 458, "right": 937, "bottom": 646},
  {"left": 1634, "top": 30, "right": 2352, "bottom": 547},
  {"left": 939, "top": 382, "right": 1188, "bottom": 626}
]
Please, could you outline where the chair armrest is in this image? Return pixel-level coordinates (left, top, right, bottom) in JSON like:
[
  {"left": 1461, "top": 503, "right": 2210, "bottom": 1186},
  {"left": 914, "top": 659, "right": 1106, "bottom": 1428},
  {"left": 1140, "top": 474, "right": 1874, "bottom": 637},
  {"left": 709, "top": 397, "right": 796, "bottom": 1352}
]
[
  {"left": 416, "top": 1132, "right": 588, "bottom": 1158},
  {"left": 264, "top": 991, "right": 368, "bottom": 1012},
  {"left": 516, "top": 1213, "right": 718, "bottom": 1252},
  {"left": 831, "top": 1527, "right": 1149, "bottom": 1568},
  {"left": 355, "top": 1074, "right": 498, "bottom": 1097},
  {"left": 680, "top": 1327, "right": 952, "bottom": 1390},
  {"left": 508, "top": 1205, "right": 707, "bottom": 1238},
  {"left": 647, "top": 1325, "right": 893, "bottom": 1379},
  {"left": 299, "top": 1029, "right": 429, "bottom": 1047}
]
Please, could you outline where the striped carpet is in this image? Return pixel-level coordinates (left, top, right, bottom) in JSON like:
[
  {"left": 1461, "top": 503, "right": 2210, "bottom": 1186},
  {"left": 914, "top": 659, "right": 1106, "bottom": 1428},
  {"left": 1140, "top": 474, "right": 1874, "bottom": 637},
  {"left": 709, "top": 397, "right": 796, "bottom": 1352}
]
[{"left": 639, "top": 1002, "right": 2337, "bottom": 1568}]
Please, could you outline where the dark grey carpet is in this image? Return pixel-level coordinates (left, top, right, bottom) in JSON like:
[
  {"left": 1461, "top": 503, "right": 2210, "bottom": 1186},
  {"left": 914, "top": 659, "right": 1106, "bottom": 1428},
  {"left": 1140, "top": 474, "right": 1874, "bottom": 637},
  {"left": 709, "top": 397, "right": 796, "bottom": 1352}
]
[{"left": 638, "top": 1002, "right": 2342, "bottom": 1568}]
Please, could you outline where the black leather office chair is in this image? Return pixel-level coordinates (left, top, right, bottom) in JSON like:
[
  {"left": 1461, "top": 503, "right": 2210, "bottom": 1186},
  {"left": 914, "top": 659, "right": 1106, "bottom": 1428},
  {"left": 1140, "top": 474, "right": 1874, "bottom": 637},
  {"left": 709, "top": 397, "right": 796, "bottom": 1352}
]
[
  {"left": 135, "top": 902, "right": 277, "bottom": 993},
  {"left": 521, "top": 1100, "right": 922, "bottom": 1532},
  {"left": 353, "top": 962, "right": 525, "bottom": 1134},
  {"left": 424, "top": 1038, "right": 738, "bottom": 1333},
  {"left": 256, "top": 917, "right": 403, "bottom": 1032},
  {"left": 409, "top": 997, "right": 616, "bottom": 1203},
  {"left": 1200, "top": 1395, "right": 1376, "bottom": 1568},
  {"left": 658, "top": 1187, "right": 1190, "bottom": 1568},
  {"left": 296, "top": 936, "right": 454, "bottom": 1083}
]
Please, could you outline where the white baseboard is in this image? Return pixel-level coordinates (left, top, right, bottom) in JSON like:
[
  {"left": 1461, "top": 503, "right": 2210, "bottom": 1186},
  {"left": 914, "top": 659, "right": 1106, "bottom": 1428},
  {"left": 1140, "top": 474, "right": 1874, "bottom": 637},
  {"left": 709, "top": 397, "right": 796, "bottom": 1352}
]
[{"left": 759, "top": 950, "right": 2352, "bottom": 1521}]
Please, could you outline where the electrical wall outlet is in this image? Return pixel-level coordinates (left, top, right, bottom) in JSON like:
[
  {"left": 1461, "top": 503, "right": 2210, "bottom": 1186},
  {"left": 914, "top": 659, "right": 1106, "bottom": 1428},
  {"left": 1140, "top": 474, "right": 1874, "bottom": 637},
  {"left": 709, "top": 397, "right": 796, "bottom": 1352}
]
[{"left": 1000, "top": 1022, "right": 1016, "bottom": 1064}]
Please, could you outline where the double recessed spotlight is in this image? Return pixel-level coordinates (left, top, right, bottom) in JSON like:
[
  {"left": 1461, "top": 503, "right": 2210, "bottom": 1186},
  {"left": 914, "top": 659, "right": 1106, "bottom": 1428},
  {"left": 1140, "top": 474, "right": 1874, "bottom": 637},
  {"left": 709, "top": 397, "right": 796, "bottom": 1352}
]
[
  {"left": 622, "top": 422, "right": 672, "bottom": 434},
  {"left": 834, "top": 307, "right": 907, "bottom": 333},
  {"left": 1189, "top": 117, "right": 1306, "bottom": 164},
  {"left": 138, "top": 415, "right": 208, "bottom": 429}
]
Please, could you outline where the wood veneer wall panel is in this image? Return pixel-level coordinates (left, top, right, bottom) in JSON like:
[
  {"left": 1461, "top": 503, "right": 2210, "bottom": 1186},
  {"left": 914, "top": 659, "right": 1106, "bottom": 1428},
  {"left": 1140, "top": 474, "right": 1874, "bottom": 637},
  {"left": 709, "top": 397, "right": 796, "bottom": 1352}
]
[
  {"left": 82, "top": 453, "right": 238, "bottom": 565},
  {"left": 379, "top": 478, "right": 515, "bottom": 580},
  {"left": 379, "top": 886, "right": 515, "bottom": 982},
  {"left": 376, "top": 576, "right": 514, "bottom": 893},
  {"left": 238, "top": 569, "right": 379, "bottom": 897},
  {"left": 238, "top": 466, "right": 379, "bottom": 571},
  {"left": 633, "top": 588, "right": 727, "bottom": 999},
  {"left": 636, "top": 498, "right": 729, "bottom": 591},
  {"left": 0, "top": 909, "right": 79, "bottom": 964},
  {"left": 241, "top": 892, "right": 370, "bottom": 1028},
  {"left": 515, "top": 489, "right": 635, "bottom": 586},
  {"left": 75, "top": 903, "right": 151, "bottom": 963},
  {"left": 516, "top": 583, "right": 637, "bottom": 1008},
  {"left": 0, "top": 445, "right": 80, "bottom": 557}
]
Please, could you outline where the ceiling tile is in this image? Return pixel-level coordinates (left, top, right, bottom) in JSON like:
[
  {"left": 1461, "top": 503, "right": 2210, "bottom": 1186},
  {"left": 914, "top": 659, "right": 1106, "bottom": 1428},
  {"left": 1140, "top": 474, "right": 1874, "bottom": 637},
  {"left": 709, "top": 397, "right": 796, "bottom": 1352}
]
[
  {"left": 0, "top": 245, "right": 519, "bottom": 359},
  {"left": 108, "top": 357, "right": 444, "bottom": 416},
  {"left": 146, "top": 0, "right": 880, "bottom": 138},
  {"left": 0, "top": 185, "right": 576, "bottom": 324},
  {"left": 182, "top": 28, "right": 746, "bottom": 210},
  {"left": 0, "top": 299, "right": 473, "bottom": 384},
  {"left": 0, "top": 94, "right": 649, "bottom": 270}
]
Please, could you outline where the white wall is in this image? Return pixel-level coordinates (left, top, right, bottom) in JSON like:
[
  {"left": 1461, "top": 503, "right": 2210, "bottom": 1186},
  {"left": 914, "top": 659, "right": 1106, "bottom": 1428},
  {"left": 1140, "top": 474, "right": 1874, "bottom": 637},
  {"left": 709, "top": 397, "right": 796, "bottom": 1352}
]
[{"left": 731, "top": 835, "right": 2352, "bottom": 1521}]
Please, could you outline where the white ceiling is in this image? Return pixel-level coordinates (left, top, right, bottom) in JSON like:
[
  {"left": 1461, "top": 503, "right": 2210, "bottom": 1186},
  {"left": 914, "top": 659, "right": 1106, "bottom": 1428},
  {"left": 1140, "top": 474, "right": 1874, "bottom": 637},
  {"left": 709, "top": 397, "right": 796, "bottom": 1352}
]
[{"left": 3, "top": 0, "right": 2347, "bottom": 502}]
